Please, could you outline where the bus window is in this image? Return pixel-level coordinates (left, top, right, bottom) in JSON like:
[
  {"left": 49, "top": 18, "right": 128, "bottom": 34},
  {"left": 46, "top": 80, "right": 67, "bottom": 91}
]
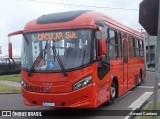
[
  {"left": 135, "top": 39, "right": 140, "bottom": 57},
  {"left": 108, "top": 29, "right": 118, "bottom": 59},
  {"left": 129, "top": 37, "right": 135, "bottom": 58},
  {"left": 117, "top": 32, "right": 122, "bottom": 58},
  {"left": 139, "top": 40, "right": 144, "bottom": 57},
  {"left": 123, "top": 40, "right": 128, "bottom": 63}
]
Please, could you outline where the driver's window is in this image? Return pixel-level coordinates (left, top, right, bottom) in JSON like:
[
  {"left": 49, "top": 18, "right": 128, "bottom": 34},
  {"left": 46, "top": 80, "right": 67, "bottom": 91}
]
[{"left": 32, "top": 41, "right": 40, "bottom": 61}]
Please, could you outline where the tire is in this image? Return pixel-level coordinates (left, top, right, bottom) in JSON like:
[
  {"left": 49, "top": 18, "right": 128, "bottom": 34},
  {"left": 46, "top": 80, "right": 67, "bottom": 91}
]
[
  {"left": 138, "top": 71, "right": 142, "bottom": 86},
  {"left": 107, "top": 81, "right": 117, "bottom": 105}
]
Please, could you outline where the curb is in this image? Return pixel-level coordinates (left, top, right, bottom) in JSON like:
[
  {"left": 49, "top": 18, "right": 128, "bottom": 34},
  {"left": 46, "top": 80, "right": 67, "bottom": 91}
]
[
  {"left": 146, "top": 70, "right": 156, "bottom": 72},
  {"left": 0, "top": 92, "right": 21, "bottom": 95},
  {"left": 146, "top": 69, "right": 160, "bottom": 73}
]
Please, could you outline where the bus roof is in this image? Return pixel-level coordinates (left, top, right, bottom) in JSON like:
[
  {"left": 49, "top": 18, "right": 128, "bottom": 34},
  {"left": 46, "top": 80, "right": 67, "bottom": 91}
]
[{"left": 24, "top": 10, "right": 143, "bottom": 39}]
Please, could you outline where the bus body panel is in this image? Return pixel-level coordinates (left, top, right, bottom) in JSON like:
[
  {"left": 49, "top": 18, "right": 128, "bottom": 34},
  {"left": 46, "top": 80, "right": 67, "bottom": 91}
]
[{"left": 21, "top": 62, "right": 111, "bottom": 108}]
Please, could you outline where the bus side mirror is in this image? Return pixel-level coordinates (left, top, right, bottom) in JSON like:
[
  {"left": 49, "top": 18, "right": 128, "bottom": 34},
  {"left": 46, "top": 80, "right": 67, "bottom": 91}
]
[
  {"left": 8, "top": 42, "right": 12, "bottom": 59},
  {"left": 99, "top": 39, "right": 106, "bottom": 55},
  {"left": 95, "top": 29, "right": 107, "bottom": 56}
]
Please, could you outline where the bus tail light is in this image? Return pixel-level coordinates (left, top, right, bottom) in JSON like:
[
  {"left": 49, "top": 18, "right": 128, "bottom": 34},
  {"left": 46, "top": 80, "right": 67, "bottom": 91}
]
[{"left": 73, "top": 75, "right": 92, "bottom": 91}]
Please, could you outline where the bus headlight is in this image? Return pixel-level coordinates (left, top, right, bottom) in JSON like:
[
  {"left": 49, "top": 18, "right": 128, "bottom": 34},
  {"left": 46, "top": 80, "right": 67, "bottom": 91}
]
[
  {"left": 20, "top": 79, "right": 27, "bottom": 89},
  {"left": 73, "top": 75, "right": 92, "bottom": 91}
]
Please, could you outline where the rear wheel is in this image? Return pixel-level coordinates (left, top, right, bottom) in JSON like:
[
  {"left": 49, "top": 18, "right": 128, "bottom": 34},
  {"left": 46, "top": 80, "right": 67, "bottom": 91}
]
[
  {"left": 138, "top": 71, "right": 142, "bottom": 86},
  {"left": 107, "top": 81, "right": 117, "bottom": 105}
]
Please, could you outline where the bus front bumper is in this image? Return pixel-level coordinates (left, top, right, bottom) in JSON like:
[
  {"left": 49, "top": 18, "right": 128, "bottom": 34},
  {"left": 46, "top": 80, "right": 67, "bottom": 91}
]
[{"left": 21, "top": 84, "right": 97, "bottom": 108}]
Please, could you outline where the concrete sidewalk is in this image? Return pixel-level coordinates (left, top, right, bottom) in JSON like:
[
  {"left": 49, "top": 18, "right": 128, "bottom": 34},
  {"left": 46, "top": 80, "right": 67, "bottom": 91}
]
[{"left": 0, "top": 81, "right": 20, "bottom": 87}]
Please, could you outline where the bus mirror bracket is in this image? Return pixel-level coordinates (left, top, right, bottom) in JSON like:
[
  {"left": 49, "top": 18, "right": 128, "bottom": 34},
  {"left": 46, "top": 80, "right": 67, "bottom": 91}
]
[
  {"left": 7, "top": 30, "right": 23, "bottom": 59},
  {"left": 99, "top": 39, "right": 107, "bottom": 55},
  {"left": 8, "top": 42, "right": 12, "bottom": 59}
]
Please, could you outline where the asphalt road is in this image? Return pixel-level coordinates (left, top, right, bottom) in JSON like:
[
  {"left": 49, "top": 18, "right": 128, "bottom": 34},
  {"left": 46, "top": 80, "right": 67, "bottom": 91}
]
[{"left": 0, "top": 71, "right": 158, "bottom": 119}]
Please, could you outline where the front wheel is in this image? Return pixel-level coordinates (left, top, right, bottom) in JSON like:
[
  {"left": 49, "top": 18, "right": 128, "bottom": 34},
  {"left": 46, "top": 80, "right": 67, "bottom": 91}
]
[{"left": 106, "top": 81, "right": 117, "bottom": 105}]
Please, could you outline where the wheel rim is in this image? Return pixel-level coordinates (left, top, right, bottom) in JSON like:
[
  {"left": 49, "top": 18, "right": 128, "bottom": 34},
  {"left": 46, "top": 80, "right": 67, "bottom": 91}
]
[
  {"left": 139, "top": 72, "right": 142, "bottom": 84},
  {"left": 111, "top": 86, "right": 116, "bottom": 98},
  {"left": 138, "top": 77, "right": 141, "bottom": 83}
]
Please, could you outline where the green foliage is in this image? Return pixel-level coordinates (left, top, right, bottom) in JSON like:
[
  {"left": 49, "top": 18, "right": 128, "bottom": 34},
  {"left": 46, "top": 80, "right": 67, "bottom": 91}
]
[
  {"left": 0, "top": 84, "right": 21, "bottom": 93},
  {"left": 0, "top": 74, "right": 21, "bottom": 82},
  {"left": 139, "top": 102, "right": 160, "bottom": 119}
]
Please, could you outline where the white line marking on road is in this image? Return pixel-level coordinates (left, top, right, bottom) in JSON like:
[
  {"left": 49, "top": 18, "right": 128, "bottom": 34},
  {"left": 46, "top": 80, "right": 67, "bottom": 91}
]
[
  {"left": 114, "top": 91, "right": 132, "bottom": 103},
  {"left": 129, "top": 92, "right": 153, "bottom": 108},
  {"left": 137, "top": 86, "right": 154, "bottom": 89},
  {"left": 124, "top": 108, "right": 136, "bottom": 119}
]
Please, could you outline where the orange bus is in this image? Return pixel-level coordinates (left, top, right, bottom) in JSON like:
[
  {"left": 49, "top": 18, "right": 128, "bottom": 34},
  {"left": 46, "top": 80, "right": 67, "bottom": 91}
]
[{"left": 8, "top": 10, "right": 145, "bottom": 108}]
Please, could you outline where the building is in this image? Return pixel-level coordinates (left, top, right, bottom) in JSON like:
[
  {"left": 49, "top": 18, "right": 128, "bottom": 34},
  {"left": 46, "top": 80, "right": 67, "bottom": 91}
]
[{"left": 144, "top": 32, "right": 157, "bottom": 63}]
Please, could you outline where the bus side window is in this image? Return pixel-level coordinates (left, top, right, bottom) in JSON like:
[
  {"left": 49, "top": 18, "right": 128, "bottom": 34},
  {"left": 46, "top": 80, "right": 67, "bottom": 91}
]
[
  {"left": 139, "top": 40, "right": 144, "bottom": 57},
  {"left": 129, "top": 37, "right": 135, "bottom": 58},
  {"left": 117, "top": 32, "right": 122, "bottom": 58},
  {"left": 93, "top": 38, "right": 97, "bottom": 61},
  {"left": 134, "top": 38, "right": 140, "bottom": 57},
  {"left": 108, "top": 29, "right": 118, "bottom": 60}
]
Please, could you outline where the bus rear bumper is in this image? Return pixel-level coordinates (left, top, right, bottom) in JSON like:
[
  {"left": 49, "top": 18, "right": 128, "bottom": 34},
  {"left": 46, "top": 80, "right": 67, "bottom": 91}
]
[{"left": 22, "top": 85, "right": 97, "bottom": 108}]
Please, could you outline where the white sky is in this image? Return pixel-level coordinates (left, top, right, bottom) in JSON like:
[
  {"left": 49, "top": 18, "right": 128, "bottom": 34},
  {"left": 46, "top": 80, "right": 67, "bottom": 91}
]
[{"left": 0, "top": 0, "right": 143, "bottom": 56}]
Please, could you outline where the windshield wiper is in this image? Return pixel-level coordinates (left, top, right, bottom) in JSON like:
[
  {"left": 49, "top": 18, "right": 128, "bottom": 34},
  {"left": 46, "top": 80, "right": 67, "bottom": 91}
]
[
  {"left": 28, "top": 41, "right": 48, "bottom": 77},
  {"left": 51, "top": 40, "right": 67, "bottom": 77}
]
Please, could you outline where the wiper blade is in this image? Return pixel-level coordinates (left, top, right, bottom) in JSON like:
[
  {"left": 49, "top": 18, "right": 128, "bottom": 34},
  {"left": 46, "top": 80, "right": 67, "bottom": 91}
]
[
  {"left": 28, "top": 41, "right": 48, "bottom": 77},
  {"left": 51, "top": 40, "right": 67, "bottom": 77}
]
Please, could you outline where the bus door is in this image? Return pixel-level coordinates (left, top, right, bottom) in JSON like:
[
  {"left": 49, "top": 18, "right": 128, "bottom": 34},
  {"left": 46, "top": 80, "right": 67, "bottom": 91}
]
[{"left": 122, "top": 36, "right": 128, "bottom": 92}]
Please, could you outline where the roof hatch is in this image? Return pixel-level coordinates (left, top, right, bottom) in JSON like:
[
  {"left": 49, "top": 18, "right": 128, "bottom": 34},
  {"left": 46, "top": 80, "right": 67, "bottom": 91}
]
[{"left": 37, "top": 10, "right": 92, "bottom": 24}]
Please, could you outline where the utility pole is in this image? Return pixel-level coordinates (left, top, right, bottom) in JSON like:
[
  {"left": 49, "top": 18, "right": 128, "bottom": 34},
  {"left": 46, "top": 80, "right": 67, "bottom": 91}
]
[
  {"left": 139, "top": 0, "right": 160, "bottom": 117},
  {"left": 152, "top": 0, "right": 160, "bottom": 119},
  {"left": 148, "top": 33, "right": 151, "bottom": 63}
]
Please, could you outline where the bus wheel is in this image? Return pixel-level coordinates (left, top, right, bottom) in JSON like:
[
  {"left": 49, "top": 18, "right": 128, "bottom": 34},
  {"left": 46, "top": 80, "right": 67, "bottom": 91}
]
[
  {"left": 107, "top": 81, "right": 117, "bottom": 105},
  {"left": 138, "top": 71, "right": 142, "bottom": 86}
]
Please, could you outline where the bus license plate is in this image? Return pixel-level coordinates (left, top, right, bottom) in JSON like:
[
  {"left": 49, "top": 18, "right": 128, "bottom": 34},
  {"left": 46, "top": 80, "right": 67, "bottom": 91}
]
[{"left": 43, "top": 102, "right": 55, "bottom": 107}]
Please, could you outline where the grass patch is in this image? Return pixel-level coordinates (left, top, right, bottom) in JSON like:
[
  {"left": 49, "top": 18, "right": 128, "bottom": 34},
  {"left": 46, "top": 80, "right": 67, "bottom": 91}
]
[
  {"left": 0, "top": 74, "right": 21, "bottom": 82},
  {"left": 139, "top": 102, "right": 160, "bottom": 119},
  {"left": 145, "top": 102, "right": 160, "bottom": 110},
  {"left": 0, "top": 84, "right": 21, "bottom": 93}
]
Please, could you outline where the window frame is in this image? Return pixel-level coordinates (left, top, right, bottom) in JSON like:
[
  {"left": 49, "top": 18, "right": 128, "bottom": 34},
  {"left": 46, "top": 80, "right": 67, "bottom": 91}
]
[
  {"left": 129, "top": 35, "right": 144, "bottom": 58},
  {"left": 107, "top": 27, "right": 123, "bottom": 60},
  {"left": 108, "top": 28, "right": 119, "bottom": 60}
]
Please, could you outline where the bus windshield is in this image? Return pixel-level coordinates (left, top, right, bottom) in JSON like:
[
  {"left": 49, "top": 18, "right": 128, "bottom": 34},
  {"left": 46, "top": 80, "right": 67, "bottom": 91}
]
[{"left": 21, "top": 29, "right": 92, "bottom": 72}]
